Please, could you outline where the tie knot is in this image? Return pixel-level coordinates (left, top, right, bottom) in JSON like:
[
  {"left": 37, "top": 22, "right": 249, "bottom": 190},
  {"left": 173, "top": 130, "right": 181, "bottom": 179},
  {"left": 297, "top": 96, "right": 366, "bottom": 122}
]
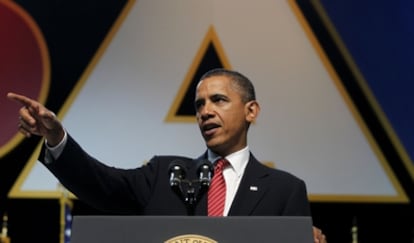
[{"left": 214, "top": 158, "right": 228, "bottom": 172}]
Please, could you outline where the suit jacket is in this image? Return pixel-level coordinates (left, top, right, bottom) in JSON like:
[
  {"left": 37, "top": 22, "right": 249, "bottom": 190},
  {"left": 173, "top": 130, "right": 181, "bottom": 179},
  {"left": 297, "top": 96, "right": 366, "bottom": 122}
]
[{"left": 40, "top": 134, "right": 311, "bottom": 217}]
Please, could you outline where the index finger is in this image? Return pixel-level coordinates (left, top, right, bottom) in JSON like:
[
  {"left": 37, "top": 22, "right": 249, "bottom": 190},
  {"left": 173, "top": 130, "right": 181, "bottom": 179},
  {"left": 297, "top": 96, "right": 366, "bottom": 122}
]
[{"left": 7, "top": 92, "right": 37, "bottom": 107}]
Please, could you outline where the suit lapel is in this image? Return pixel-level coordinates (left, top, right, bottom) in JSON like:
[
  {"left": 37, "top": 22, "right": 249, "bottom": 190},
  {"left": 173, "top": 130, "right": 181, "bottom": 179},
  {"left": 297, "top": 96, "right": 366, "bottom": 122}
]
[{"left": 228, "top": 154, "right": 270, "bottom": 215}]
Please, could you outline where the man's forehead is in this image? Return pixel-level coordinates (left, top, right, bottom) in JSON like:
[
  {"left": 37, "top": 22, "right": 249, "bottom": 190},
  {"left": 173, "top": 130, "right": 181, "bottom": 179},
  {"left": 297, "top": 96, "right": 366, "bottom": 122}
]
[{"left": 197, "top": 75, "right": 231, "bottom": 89}]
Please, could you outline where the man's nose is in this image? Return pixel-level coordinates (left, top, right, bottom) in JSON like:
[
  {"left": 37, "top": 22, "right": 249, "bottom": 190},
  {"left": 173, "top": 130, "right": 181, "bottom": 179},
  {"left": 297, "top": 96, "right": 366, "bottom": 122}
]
[{"left": 199, "top": 103, "right": 213, "bottom": 119}]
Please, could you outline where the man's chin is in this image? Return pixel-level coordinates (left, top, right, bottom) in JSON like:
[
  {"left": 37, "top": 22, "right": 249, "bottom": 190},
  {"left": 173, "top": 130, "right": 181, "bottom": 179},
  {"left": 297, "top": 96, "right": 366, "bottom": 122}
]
[
  {"left": 205, "top": 140, "right": 224, "bottom": 153},
  {"left": 205, "top": 140, "right": 216, "bottom": 149}
]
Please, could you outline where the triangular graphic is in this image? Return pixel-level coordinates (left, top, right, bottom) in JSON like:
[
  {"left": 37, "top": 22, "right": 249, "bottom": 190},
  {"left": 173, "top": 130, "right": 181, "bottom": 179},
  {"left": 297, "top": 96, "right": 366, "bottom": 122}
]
[{"left": 165, "top": 25, "right": 231, "bottom": 123}]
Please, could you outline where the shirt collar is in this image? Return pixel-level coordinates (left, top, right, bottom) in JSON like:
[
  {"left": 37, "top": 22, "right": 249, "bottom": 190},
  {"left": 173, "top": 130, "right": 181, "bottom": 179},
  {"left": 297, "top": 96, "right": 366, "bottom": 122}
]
[{"left": 206, "top": 146, "right": 250, "bottom": 177}]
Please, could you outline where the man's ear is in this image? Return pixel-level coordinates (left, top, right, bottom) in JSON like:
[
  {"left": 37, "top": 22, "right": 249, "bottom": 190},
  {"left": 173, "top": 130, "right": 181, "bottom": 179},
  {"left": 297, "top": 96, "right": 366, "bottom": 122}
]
[{"left": 245, "top": 100, "right": 260, "bottom": 123}]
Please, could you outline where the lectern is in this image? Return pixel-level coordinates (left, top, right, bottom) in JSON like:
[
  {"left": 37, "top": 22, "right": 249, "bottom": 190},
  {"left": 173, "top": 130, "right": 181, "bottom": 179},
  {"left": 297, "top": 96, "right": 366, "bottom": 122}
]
[{"left": 70, "top": 216, "right": 313, "bottom": 243}]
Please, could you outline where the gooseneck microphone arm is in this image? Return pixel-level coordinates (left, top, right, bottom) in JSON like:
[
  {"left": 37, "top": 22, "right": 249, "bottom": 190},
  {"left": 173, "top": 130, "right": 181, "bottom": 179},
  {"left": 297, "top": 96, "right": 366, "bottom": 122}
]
[{"left": 168, "top": 159, "right": 214, "bottom": 216}]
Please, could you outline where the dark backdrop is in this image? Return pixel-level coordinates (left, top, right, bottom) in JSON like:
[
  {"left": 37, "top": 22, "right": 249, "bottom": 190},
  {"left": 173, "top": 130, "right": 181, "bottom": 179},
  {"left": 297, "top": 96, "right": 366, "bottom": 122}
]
[{"left": 1, "top": 1, "right": 413, "bottom": 242}]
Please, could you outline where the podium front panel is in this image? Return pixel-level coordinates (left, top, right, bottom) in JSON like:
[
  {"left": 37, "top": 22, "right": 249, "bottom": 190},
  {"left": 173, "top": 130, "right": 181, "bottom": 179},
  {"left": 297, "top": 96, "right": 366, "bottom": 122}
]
[{"left": 71, "top": 216, "right": 313, "bottom": 243}]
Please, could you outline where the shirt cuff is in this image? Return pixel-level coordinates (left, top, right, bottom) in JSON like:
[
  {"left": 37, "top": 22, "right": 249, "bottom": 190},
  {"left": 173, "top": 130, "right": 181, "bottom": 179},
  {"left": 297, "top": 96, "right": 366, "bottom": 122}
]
[{"left": 44, "top": 131, "right": 68, "bottom": 162}]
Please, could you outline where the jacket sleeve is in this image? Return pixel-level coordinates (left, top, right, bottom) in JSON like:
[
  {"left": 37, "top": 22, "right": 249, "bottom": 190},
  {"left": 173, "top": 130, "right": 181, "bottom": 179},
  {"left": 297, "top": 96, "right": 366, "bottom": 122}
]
[{"left": 39, "top": 134, "right": 158, "bottom": 214}]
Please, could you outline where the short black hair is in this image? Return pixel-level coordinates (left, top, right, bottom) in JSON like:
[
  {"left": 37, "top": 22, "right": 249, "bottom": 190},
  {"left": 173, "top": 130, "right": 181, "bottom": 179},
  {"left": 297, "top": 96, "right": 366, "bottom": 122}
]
[{"left": 199, "top": 68, "right": 256, "bottom": 103}]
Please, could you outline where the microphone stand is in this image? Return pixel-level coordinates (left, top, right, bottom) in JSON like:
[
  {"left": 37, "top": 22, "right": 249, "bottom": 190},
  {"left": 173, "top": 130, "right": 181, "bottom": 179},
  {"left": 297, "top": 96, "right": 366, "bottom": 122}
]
[
  {"left": 179, "top": 179, "right": 209, "bottom": 216},
  {"left": 169, "top": 159, "right": 213, "bottom": 216}
]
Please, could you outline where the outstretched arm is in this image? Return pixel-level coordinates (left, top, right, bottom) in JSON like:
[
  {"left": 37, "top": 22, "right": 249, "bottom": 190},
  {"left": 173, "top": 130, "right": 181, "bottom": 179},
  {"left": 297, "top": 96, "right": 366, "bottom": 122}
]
[{"left": 7, "top": 92, "right": 65, "bottom": 146}]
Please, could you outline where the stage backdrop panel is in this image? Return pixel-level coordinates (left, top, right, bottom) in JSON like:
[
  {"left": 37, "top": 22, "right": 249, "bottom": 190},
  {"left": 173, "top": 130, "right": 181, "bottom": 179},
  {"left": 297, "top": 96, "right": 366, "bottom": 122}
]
[{"left": 10, "top": 0, "right": 406, "bottom": 203}]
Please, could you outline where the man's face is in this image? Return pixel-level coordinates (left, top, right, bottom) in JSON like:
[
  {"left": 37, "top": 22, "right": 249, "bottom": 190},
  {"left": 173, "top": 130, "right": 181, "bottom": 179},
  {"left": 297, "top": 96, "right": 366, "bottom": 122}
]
[{"left": 195, "top": 75, "right": 252, "bottom": 156}]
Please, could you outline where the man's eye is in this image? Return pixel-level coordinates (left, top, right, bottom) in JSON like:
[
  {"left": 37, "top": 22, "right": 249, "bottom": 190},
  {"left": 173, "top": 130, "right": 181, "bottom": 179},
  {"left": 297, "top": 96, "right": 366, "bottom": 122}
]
[
  {"left": 194, "top": 101, "right": 203, "bottom": 110},
  {"left": 213, "top": 97, "right": 226, "bottom": 103}
]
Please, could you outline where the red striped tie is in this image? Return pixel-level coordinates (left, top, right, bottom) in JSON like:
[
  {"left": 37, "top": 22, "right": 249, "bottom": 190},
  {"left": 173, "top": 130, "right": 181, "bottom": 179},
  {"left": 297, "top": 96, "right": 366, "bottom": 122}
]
[{"left": 208, "top": 158, "right": 228, "bottom": 216}]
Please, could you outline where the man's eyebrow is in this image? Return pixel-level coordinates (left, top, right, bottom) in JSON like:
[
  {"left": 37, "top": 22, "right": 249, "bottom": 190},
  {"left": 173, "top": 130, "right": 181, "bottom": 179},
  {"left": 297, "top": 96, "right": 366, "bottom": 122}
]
[
  {"left": 194, "top": 93, "right": 227, "bottom": 104},
  {"left": 211, "top": 93, "right": 228, "bottom": 99}
]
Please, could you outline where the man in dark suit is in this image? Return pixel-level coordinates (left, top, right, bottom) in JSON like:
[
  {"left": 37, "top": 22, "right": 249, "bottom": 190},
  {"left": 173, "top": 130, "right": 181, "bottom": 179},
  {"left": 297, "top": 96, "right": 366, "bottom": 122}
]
[{"left": 8, "top": 68, "right": 326, "bottom": 242}]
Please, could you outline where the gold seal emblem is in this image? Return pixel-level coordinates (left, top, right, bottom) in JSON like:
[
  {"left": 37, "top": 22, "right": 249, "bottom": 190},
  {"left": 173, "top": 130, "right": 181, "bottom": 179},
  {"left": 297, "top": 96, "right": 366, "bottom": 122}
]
[{"left": 165, "top": 234, "right": 218, "bottom": 243}]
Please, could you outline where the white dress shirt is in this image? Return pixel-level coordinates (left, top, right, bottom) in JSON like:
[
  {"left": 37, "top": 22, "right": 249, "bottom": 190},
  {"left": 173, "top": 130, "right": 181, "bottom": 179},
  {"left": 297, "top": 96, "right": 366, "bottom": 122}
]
[{"left": 207, "top": 147, "right": 250, "bottom": 216}]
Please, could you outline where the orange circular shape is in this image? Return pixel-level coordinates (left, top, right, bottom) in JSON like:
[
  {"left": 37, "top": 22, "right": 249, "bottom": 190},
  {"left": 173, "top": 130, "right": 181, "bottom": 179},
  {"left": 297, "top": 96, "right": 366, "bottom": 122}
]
[{"left": 0, "top": 0, "right": 50, "bottom": 157}]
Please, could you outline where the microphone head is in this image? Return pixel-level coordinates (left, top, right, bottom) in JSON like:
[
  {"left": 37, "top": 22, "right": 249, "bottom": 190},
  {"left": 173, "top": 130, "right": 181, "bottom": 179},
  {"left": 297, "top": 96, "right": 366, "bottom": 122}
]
[
  {"left": 196, "top": 159, "right": 213, "bottom": 173},
  {"left": 168, "top": 160, "right": 187, "bottom": 175},
  {"left": 168, "top": 160, "right": 187, "bottom": 187},
  {"left": 196, "top": 159, "right": 214, "bottom": 187}
]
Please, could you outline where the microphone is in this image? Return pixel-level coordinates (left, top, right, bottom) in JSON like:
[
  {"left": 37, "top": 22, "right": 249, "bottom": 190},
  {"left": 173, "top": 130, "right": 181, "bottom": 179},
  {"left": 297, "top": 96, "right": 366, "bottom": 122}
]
[
  {"left": 195, "top": 159, "right": 214, "bottom": 205},
  {"left": 196, "top": 159, "right": 214, "bottom": 188},
  {"left": 167, "top": 159, "right": 213, "bottom": 216},
  {"left": 168, "top": 160, "right": 187, "bottom": 188}
]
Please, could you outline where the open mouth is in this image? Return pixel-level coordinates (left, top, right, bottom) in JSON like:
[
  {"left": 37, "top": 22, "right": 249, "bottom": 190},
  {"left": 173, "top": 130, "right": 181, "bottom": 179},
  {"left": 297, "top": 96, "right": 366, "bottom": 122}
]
[{"left": 202, "top": 123, "right": 220, "bottom": 137}]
